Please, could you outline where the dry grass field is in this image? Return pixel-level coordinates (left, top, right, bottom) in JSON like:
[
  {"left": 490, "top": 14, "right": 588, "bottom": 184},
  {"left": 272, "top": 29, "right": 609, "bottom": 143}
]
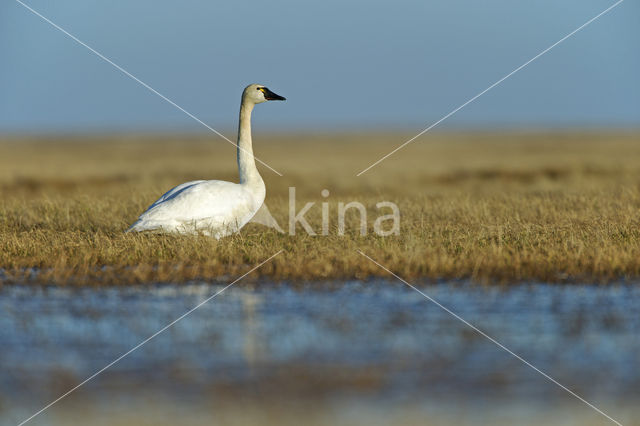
[{"left": 1, "top": 131, "right": 639, "bottom": 284}]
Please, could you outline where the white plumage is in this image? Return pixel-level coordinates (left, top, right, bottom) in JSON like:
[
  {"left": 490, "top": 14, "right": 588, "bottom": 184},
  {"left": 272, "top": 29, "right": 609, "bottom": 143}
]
[{"left": 127, "top": 84, "right": 285, "bottom": 238}]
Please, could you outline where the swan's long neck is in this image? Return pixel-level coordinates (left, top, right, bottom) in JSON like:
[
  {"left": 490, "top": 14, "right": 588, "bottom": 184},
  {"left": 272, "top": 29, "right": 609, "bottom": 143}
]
[{"left": 237, "top": 98, "right": 262, "bottom": 185}]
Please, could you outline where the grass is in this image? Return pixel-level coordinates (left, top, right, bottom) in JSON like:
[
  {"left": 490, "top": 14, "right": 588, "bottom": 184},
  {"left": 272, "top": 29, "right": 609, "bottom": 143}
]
[{"left": 1, "top": 130, "right": 639, "bottom": 285}]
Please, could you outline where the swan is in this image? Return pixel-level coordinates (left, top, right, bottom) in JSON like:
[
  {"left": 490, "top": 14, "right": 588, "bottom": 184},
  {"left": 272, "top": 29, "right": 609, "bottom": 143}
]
[{"left": 127, "top": 83, "right": 285, "bottom": 238}]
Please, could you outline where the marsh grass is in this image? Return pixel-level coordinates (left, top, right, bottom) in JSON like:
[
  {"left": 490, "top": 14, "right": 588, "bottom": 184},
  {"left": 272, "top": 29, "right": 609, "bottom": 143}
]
[{"left": 1, "top": 131, "right": 639, "bottom": 284}]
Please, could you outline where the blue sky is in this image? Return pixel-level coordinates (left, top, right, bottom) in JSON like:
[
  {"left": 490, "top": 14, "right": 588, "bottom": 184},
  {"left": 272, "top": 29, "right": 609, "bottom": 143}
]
[{"left": 1, "top": 0, "right": 638, "bottom": 133}]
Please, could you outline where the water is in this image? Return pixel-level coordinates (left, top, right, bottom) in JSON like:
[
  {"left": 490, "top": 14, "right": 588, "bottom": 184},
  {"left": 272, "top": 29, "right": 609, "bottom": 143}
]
[{"left": 1, "top": 281, "right": 639, "bottom": 425}]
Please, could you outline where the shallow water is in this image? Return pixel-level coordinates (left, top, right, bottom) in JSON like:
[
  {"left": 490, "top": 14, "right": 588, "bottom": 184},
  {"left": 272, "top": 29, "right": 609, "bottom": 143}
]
[{"left": 1, "top": 281, "right": 639, "bottom": 425}]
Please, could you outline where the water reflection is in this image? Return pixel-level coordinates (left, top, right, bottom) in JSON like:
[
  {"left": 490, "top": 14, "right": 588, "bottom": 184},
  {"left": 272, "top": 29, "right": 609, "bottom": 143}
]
[
  {"left": 1, "top": 281, "right": 638, "bottom": 425},
  {"left": 241, "top": 292, "right": 264, "bottom": 369}
]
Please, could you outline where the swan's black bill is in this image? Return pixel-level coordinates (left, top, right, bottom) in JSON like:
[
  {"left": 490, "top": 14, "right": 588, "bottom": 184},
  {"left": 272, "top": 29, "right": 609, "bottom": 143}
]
[{"left": 263, "top": 87, "right": 286, "bottom": 101}]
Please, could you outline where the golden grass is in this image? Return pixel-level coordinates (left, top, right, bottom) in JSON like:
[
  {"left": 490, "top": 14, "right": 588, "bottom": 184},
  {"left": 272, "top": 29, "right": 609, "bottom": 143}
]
[{"left": 1, "top": 131, "right": 639, "bottom": 284}]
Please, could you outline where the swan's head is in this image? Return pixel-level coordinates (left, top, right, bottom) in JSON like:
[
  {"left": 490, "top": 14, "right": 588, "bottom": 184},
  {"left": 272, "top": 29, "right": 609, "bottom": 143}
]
[{"left": 243, "top": 84, "right": 286, "bottom": 104}]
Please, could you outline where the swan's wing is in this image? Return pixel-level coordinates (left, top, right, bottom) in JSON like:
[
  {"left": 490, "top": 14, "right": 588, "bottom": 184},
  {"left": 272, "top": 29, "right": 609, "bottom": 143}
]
[
  {"left": 146, "top": 180, "right": 207, "bottom": 210},
  {"left": 129, "top": 180, "right": 256, "bottom": 232}
]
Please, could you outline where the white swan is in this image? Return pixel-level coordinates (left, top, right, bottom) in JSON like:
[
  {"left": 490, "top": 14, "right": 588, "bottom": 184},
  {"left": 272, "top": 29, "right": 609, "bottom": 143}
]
[{"left": 127, "top": 84, "right": 285, "bottom": 238}]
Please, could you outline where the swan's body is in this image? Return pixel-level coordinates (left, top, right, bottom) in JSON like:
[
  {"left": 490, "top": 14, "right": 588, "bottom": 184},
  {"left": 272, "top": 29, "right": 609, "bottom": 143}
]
[
  {"left": 128, "top": 179, "right": 264, "bottom": 237},
  {"left": 128, "top": 84, "right": 285, "bottom": 238}
]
